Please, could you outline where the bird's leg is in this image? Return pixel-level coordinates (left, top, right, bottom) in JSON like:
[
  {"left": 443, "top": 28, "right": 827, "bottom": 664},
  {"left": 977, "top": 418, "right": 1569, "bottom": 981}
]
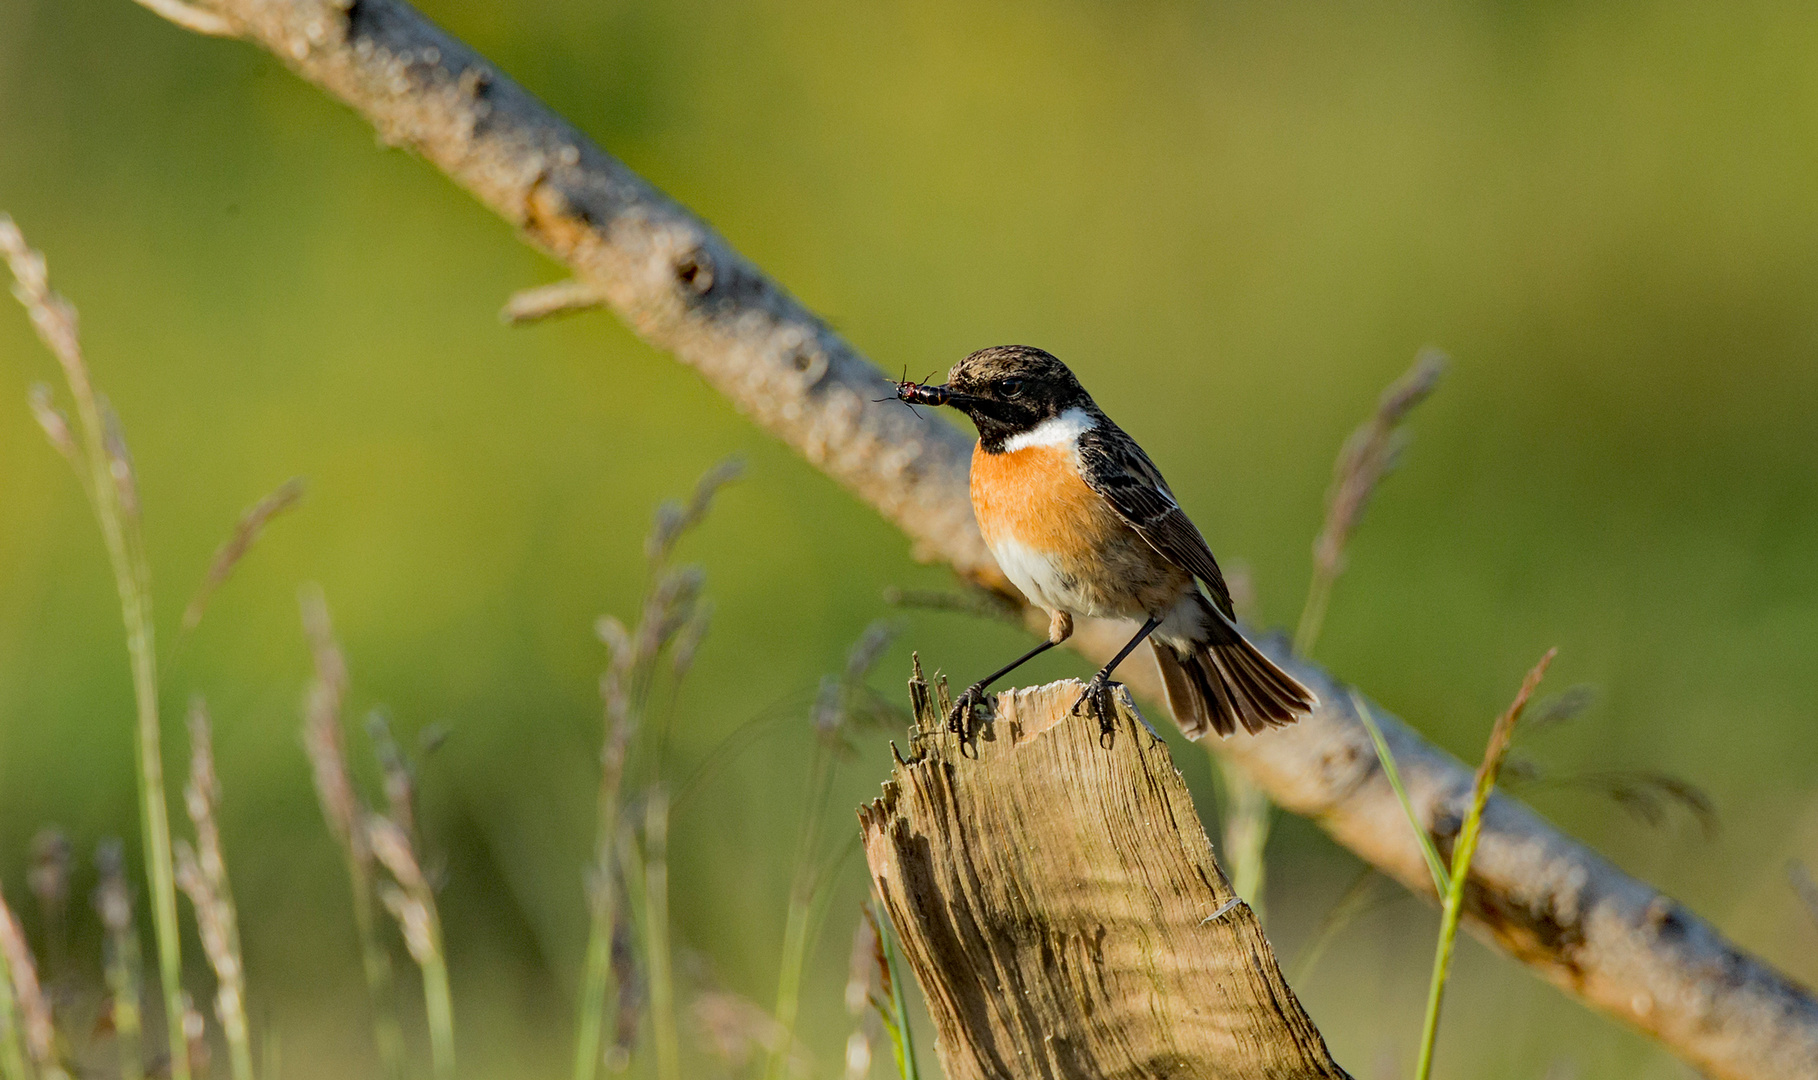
[
  {"left": 1072, "top": 615, "right": 1163, "bottom": 735},
  {"left": 948, "top": 611, "right": 1073, "bottom": 736}
]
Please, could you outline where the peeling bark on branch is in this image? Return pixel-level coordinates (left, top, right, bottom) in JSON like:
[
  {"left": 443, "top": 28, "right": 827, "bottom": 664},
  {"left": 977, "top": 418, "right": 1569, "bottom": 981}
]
[
  {"left": 133, "top": 3, "right": 1818, "bottom": 1077},
  {"left": 862, "top": 675, "right": 1351, "bottom": 1080}
]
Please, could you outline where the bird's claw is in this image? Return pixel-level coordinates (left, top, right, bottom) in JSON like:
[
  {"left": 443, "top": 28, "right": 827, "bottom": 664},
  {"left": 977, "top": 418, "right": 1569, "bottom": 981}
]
[
  {"left": 947, "top": 684, "right": 988, "bottom": 738},
  {"left": 1071, "top": 676, "right": 1120, "bottom": 737}
]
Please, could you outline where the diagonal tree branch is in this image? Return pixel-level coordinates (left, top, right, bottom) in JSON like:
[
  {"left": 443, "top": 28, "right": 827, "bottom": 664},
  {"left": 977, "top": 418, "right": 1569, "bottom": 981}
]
[{"left": 127, "top": 3, "right": 1818, "bottom": 1077}]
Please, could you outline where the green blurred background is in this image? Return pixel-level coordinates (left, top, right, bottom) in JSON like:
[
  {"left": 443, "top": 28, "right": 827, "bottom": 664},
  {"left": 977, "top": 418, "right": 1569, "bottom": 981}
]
[{"left": 4, "top": 0, "right": 1818, "bottom": 1076}]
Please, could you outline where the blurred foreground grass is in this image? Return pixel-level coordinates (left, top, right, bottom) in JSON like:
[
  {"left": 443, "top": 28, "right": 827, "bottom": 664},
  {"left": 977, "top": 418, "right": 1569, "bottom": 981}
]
[{"left": 3, "top": 1, "right": 1818, "bottom": 1076}]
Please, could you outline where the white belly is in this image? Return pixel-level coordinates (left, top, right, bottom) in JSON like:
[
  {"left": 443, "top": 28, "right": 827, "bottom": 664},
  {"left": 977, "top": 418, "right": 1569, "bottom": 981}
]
[
  {"left": 991, "top": 535, "right": 1214, "bottom": 639},
  {"left": 991, "top": 537, "right": 1091, "bottom": 615}
]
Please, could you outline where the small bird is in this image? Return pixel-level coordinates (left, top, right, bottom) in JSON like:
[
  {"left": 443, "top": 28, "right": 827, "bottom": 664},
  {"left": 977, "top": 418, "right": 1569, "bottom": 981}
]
[{"left": 898, "top": 345, "right": 1316, "bottom": 739}]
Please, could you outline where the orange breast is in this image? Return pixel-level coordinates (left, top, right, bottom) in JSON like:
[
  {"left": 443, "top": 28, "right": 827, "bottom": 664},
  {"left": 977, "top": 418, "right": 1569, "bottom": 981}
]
[{"left": 970, "top": 442, "right": 1123, "bottom": 558}]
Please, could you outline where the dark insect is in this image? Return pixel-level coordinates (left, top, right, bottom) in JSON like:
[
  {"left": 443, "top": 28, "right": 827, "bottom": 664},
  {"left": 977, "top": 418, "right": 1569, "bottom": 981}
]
[{"left": 876, "top": 368, "right": 946, "bottom": 415}]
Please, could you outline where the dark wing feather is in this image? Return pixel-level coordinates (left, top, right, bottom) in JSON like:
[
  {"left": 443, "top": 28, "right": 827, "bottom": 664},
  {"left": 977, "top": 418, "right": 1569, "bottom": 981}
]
[{"left": 1078, "top": 422, "right": 1236, "bottom": 618}]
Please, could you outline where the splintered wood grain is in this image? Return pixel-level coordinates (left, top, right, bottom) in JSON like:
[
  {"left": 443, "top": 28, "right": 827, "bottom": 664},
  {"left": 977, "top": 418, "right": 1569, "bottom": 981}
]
[{"left": 860, "top": 677, "right": 1350, "bottom": 1080}]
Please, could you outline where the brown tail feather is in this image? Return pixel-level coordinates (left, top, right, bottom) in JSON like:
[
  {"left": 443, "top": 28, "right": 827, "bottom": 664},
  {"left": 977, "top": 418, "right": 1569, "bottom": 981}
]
[{"left": 1152, "top": 632, "right": 1317, "bottom": 740}]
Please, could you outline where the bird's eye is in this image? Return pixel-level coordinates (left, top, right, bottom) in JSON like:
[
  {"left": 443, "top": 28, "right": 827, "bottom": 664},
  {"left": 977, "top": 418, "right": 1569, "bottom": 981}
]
[{"left": 996, "top": 378, "right": 1025, "bottom": 398}]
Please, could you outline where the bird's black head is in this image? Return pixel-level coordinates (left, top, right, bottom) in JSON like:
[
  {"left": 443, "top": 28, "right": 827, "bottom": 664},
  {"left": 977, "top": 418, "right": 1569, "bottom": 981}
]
[{"left": 897, "top": 345, "right": 1096, "bottom": 452}]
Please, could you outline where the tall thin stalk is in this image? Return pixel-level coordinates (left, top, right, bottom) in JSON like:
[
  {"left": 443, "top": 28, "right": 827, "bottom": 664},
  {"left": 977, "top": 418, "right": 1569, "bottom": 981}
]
[
  {"left": 369, "top": 818, "right": 455, "bottom": 1080},
  {"left": 1214, "top": 760, "right": 1272, "bottom": 918},
  {"left": 841, "top": 915, "right": 879, "bottom": 1080},
  {"left": 1288, "top": 865, "right": 1380, "bottom": 986},
  {"left": 1352, "top": 694, "right": 1449, "bottom": 899},
  {"left": 95, "top": 841, "right": 144, "bottom": 1080},
  {"left": 571, "top": 862, "right": 618, "bottom": 1080},
  {"left": 1297, "top": 351, "right": 1448, "bottom": 658},
  {"left": 1413, "top": 649, "right": 1554, "bottom": 1080},
  {"left": 173, "top": 699, "right": 256, "bottom": 1080},
  {"left": 27, "top": 831, "right": 71, "bottom": 989},
  {"left": 1219, "top": 350, "right": 1449, "bottom": 922},
  {"left": 865, "top": 903, "right": 919, "bottom": 1080},
  {"left": 1213, "top": 568, "right": 1274, "bottom": 920},
  {"left": 0, "top": 897, "right": 67, "bottom": 1080},
  {"left": 575, "top": 461, "right": 738, "bottom": 1080},
  {"left": 573, "top": 623, "right": 638, "bottom": 1080},
  {"left": 1, "top": 216, "right": 189, "bottom": 1080},
  {"left": 638, "top": 792, "right": 679, "bottom": 1080},
  {"left": 177, "top": 478, "right": 306, "bottom": 643},
  {"left": 766, "top": 623, "right": 899, "bottom": 1080},
  {"left": 765, "top": 729, "right": 835, "bottom": 1080},
  {"left": 299, "top": 591, "right": 406, "bottom": 1080},
  {"left": 573, "top": 783, "right": 625, "bottom": 1080}
]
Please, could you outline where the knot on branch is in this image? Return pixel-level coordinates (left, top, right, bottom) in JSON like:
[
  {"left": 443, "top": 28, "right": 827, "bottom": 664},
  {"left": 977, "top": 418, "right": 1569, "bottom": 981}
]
[{"left": 674, "top": 248, "right": 714, "bottom": 296}]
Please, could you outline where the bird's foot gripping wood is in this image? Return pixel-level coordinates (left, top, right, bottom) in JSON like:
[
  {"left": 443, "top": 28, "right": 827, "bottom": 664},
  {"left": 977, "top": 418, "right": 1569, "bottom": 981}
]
[
  {"left": 1070, "top": 674, "right": 1121, "bottom": 737},
  {"left": 947, "top": 682, "right": 990, "bottom": 738}
]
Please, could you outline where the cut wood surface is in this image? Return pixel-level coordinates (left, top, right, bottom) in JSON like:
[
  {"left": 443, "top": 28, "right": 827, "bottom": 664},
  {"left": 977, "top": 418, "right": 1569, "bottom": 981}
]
[
  {"left": 128, "top": 4, "right": 1818, "bottom": 1076},
  {"left": 861, "top": 670, "right": 1351, "bottom": 1080}
]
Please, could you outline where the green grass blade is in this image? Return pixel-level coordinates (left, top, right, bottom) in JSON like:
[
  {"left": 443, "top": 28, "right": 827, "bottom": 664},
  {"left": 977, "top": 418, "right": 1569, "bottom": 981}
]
[
  {"left": 1413, "top": 649, "right": 1552, "bottom": 1080},
  {"left": 872, "top": 904, "right": 919, "bottom": 1080},
  {"left": 2, "top": 221, "right": 189, "bottom": 1080},
  {"left": 1351, "top": 692, "right": 1449, "bottom": 897}
]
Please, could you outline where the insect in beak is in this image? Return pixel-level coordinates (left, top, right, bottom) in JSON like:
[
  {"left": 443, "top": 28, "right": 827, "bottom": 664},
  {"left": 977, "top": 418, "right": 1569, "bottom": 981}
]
[
  {"left": 896, "top": 379, "right": 952, "bottom": 407},
  {"left": 877, "top": 369, "right": 963, "bottom": 416}
]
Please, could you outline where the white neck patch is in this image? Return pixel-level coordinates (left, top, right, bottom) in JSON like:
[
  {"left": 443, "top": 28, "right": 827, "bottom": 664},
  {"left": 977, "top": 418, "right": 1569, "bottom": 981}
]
[{"left": 1000, "top": 407, "right": 1096, "bottom": 453}]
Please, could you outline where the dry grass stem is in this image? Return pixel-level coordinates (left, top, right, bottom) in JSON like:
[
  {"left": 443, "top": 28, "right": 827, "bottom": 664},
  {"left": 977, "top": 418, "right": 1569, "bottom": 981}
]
[
  {"left": 0, "top": 890, "right": 61, "bottom": 1078},
  {"left": 365, "top": 713, "right": 423, "bottom": 847},
  {"left": 1290, "top": 865, "right": 1383, "bottom": 985},
  {"left": 173, "top": 699, "right": 255, "bottom": 1080},
  {"left": 636, "top": 793, "right": 680, "bottom": 1080},
  {"left": 180, "top": 478, "right": 306, "bottom": 636},
  {"left": 2, "top": 214, "right": 190, "bottom": 1080},
  {"left": 299, "top": 590, "right": 358, "bottom": 848},
  {"left": 93, "top": 840, "right": 143, "bottom": 1080},
  {"left": 841, "top": 917, "right": 878, "bottom": 1080},
  {"left": 368, "top": 817, "right": 454, "bottom": 1080},
  {"left": 1219, "top": 352, "right": 1445, "bottom": 923},
  {"left": 578, "top": 463, "right": 738, "bottom": 1080},
  {"left": 1297, "top": 348, "right": 1447, "bottom": 657},
  {"left": 1216, "top": 759, "right": 1273, "bottom": 918},
  {"left": 879, "top": 587, "right": 1023, "bottom": 626},
  {"left": 27, "top": 831, "right": 71, "bottom": 983},
  {"left": 766, "top": 622, "right": 898, "bottom": 1080},
  {"left": 607, "top": 913, "right": 642, "bottom": 1071},
  {"left": 1415, "top": 647, "right": 1556, "bottom": 1080},
  {"left": 298, "top": 588, "right": 406, "bottom": 1080},
  {"left": 181, "top": 1000, "right": 210, "bottom": 1080},
  {"left": 645, "top": 458, "right": 743, "bottom": 567},
  {"left": 27, "top": 384, "right": 78, "bottom": 469},
  {"left": 1547, "top": 769, "right": 1719, "bottom": 838}
]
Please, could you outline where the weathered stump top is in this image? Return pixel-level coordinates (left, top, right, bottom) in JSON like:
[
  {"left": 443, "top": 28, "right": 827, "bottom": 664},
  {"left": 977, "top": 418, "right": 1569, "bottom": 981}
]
[{"left": 860, "top": 671, "right": 1350, "bottom": 1080}]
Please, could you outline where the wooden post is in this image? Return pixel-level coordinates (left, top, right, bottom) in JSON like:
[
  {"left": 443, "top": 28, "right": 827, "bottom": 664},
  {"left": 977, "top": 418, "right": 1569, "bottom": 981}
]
[{"left": 861, "top": 663, "right": 1351, "bottom": 1080}]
